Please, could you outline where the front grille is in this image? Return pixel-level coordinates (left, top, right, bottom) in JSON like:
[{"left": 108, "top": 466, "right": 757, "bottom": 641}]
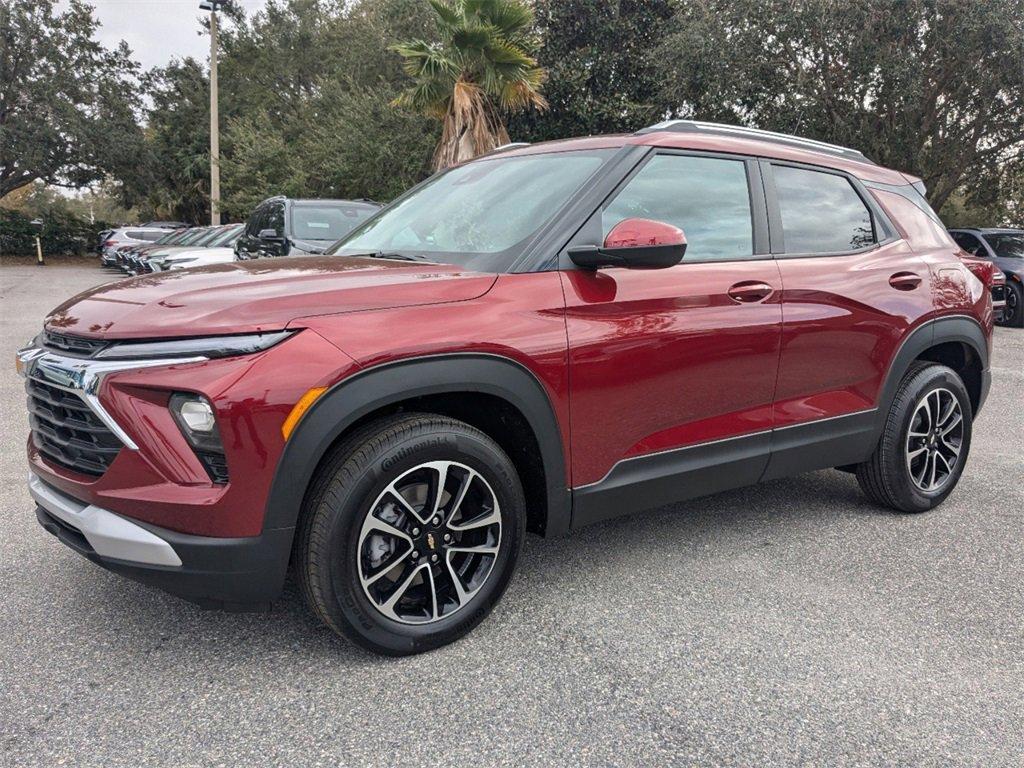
[
  {"left": 26, "top": 377, "right": 122, "bottom": 476},
  {"left": 42, "top": 330, "right": 107, "bottom": 358}
]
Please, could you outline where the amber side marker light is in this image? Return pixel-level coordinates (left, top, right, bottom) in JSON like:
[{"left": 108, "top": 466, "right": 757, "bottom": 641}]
[{"left": 282, "top": 386, "right": 327, "bottom": 441}]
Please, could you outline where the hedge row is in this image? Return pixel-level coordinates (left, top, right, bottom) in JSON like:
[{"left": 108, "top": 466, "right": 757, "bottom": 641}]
[{"left": 0, "top": 209, "right": 116, "bottom": 257}]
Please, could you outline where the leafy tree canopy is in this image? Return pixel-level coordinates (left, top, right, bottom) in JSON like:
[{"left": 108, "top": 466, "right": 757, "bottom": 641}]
[
  {"left": 509, "top": 0, "right": 674, "bottom": 142},
  {"left": 0, "top": 0, "right": 143, "bottom": 198},
  {"left": 655, "top": 0, "right": 1024, "bottom": 215}
]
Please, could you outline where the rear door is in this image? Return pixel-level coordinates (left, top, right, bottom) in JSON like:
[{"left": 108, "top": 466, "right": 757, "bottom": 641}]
[
  {"left": 562, "top": 150, "right": 783, "bottom": 524},
  {"left": 763, "top": 161, "right": 933, "bottom": 477}
]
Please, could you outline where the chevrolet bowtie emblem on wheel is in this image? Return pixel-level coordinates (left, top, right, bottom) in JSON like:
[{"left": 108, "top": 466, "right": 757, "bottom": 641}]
[{"left": 426, "top": 532, "right": 436, "bottom": 550}]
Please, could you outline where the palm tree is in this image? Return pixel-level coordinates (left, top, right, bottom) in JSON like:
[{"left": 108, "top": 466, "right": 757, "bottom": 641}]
[{"left": 392, "top": 0, "right": 546, "bottom": 170}]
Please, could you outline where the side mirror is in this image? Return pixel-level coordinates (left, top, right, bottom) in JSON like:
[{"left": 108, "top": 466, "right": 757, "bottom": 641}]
[
  {"left": 258, "top": 228, "right": 283, "bottom": 241},
  {"left": 568, "top": 218, "right": 687, "bottom": 270}
]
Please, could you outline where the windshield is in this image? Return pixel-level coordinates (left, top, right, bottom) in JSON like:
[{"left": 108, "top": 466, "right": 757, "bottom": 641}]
[
  {"left": 329, "top": 149, "right": 614, "bottom": 271},
  {"left": 209, "top": 224, "right": 243, "bottom": 247},
  {"left": 156, "top": 230, "right": 183, "bottom": 244},
  {"left": 988, "top": 234, "right": 1024, "bottom": 259},
  {"left": 292, "top": 203, "right": 376, "bottom": 242}
]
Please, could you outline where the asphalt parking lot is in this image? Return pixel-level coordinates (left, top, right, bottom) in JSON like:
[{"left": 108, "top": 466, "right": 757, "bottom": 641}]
[{"left": 1, "top": 260, "right": 1022, "bottom": 767}]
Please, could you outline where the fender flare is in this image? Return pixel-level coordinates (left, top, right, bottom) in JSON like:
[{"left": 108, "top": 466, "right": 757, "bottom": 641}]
[
  {"left": 263, "top": 353, "right": 571, "bottom": 536},
  {"left": 875, "top": 315, "right": 990, "bottom": 425}
]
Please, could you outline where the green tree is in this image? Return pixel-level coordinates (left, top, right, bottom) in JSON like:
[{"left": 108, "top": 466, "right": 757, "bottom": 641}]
[
  {"left": 127, "top": 58, "right": 212, "bottom": 223},
  {"left": 656, "top": 0, "right": 1024, "bottom": 212},
  {"left": 508, "top": 0, "right": 675, "bottom": 142},
  {"left": 216, "top": 0, "right": 440, "bottom": 216},
  {"left": 0, "top": 0, "right": 143, "bottom": 198},
  {"left": 392, "top": 0, "right": 547, "bottom": 169}
]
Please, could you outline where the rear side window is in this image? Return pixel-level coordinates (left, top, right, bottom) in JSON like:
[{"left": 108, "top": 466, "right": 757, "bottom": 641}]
[
  {"left": 951, "top": 231, "right": 985, "bottom": 256},
  {"left": 602, "top": 154, "right": 754, "bottom": 261},
  {"left": 292, "top": 204, "right": 376, "bottom": 242},
  {"left": 127, "top": 230, "right": 161, "bottom": 241},
  {"left": 773, "top": 165, "right": 874, "bottom": 254}
]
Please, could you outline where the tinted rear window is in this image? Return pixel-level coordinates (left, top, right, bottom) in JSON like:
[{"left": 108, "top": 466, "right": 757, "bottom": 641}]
[
  {"left": 774, "top": 165, "right": 874, "bottom": 254},
  {"left": 292, "top": 204, "right": 376, "bottom": 241}
]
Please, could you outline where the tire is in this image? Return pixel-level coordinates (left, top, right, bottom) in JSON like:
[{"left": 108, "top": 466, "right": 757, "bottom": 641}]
[
  {"left": 295, "top": 413, "right": 525, "bottom": 656},
  {"left": 856, "top": 362, "right": 972, "bottom": 513},
  {"left": 1002, "top": 280, "right": 1023, "bottom": 328}
]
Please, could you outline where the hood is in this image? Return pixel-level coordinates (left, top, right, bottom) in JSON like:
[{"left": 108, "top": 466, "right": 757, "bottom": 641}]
[{"left": 45, "top": 256, "right": 497, "bottom": 340}]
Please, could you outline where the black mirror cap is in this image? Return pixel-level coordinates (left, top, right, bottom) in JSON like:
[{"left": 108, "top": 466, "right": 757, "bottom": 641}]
[{"left": 568, "top": 242, "right": 686, "bottom": 270}]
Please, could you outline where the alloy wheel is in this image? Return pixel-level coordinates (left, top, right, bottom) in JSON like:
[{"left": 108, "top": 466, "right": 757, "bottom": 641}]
[
  {"left": 357, "top": 460, "right": 502, "bottom": 625},
  {"left": 905, "top": 387, "right": 964, "bottom": 493},
  {"left": 1005, "top": 286, "right": 1019, "bottom": 325}
]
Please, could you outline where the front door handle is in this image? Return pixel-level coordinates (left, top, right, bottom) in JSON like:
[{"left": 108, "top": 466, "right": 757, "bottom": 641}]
[
  {"left": 727, "top": 281, "right": 774, "bottom": 304},
  {"left": 889, "top": 272, "right": 922, "bottom": 291}
]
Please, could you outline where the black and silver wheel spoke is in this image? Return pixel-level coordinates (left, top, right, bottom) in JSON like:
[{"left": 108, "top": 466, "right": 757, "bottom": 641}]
[
  {"left": 357, "top": 460, "right": 501, "bottom": 625},
  {"left": 905, "top": 387, "right": 963, "bottom": 493}
]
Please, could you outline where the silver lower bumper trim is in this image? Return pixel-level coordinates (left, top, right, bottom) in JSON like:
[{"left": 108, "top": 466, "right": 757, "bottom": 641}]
[{"left": 29, "top": 473, "right": 182, "bottom": 567}]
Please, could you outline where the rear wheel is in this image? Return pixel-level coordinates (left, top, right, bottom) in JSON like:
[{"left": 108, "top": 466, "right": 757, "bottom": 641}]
[
  {"left": 296, "top": 413, "right": 525, "bottom": 656},
  {"left": 856, "top": 363, "right": 972, "bottom": 513}
]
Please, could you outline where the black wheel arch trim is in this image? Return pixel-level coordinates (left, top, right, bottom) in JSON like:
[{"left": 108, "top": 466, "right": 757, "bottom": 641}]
[
  {"left": 876, "top": 314, "right": 990, "bottom": 423},
  {"left": 263, "top": 353, "right": 571, "bottom": 538}
]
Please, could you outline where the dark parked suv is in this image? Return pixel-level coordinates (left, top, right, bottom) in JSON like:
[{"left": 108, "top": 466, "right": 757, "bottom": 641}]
[
  {"left": 234, "top": 197, "right": 380, "bottom": 259},
  {"left": 20, "top": 122, "right": 994, "bottom": 655},
  {"left": 949, "top": 228, "right": 1024, "bottom": 327}
]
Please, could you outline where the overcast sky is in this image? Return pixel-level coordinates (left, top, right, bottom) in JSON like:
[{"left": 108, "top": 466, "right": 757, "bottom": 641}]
[{"left": 63, "top": 0, "right": 269, "bottom": 71}]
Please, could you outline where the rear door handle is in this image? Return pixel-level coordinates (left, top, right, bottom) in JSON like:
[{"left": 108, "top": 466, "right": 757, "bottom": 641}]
[
  {"left": 727, "top": 281, "right": 774, "bottom": 304},
  {"left": 889, "top": 272, "right": 922, "bottom": 291}
]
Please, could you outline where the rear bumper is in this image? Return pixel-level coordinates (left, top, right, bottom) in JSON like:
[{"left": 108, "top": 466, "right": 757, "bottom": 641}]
[{"left": 31, "top": 473, "right": 293, "bottom": 610}]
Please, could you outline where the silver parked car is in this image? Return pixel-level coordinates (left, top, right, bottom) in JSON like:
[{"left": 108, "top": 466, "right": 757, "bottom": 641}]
[{"left": 99, "top": 227, "right": 176, "bottom": 266}]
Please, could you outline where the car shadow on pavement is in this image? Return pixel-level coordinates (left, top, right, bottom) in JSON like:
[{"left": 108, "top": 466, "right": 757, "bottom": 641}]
[{"left": 52, "top": 467, "right": 898, "bottom": 664}]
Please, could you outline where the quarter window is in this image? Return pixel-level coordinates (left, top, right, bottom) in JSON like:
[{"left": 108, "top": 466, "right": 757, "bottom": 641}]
[
  {"left": 774, "top": 165, "right": 875, "bottom": 254},
  {"left": 602, "top": 154, "right": 754, "bottom": 261}
]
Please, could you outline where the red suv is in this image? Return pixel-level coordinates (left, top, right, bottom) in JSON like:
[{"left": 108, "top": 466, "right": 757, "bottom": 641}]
[{"left": 20, "top": 122, "right": 994, "bottom": 655}]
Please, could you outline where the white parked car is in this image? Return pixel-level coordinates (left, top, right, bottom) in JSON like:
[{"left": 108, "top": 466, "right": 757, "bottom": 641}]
[{"left": 163, "top": 246, "right": 238, "bottom": 271}]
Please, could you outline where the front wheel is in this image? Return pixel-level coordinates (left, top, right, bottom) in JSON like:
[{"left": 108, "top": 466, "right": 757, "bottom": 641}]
[
  {"left": 856, "top": 362, "right": 972, "bottom": 513},
  {"left": 1001, "top": 280, "right": 1023, "bottom": 328},
  {"left": 296, "top": 413, "right": 525, "bottom": 656}
]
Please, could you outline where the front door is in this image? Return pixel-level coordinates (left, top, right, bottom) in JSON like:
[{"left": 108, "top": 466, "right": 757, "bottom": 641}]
[{"left": 562, "top": 151, "right": 783, "bottom": 525}]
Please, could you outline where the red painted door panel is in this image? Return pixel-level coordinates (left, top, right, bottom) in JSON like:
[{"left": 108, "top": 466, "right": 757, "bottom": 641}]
[
  {"left": 773, "top": 240, "right": 932, "bottom": 426},
  {"left": 562, "top": 260, "right": 783, "bottom": 487}
]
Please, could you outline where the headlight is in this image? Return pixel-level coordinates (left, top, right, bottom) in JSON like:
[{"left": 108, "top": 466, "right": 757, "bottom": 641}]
[
  {"left": 93, "top": 330, "right": 294, "bottom": 360},
  {"left": 169, "top": 393, "right": 228, "bottom": 483}
]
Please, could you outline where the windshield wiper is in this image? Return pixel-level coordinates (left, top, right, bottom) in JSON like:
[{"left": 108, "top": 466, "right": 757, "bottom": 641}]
[{"left": 360, "top": 250, "right": 432, "bottom": 263}]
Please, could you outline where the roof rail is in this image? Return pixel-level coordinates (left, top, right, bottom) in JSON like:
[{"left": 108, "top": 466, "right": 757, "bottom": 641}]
[
  {"left": 473, "top": 142, "right": 531, "bottom": 160},
  {"left": 635, "top": 120, "right": 874, "bottom": 164}
]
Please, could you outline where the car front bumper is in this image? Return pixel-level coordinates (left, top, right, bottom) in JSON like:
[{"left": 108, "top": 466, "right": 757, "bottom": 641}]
[{"left": 30, "top": 472, "right": 292, "bottom": 610}]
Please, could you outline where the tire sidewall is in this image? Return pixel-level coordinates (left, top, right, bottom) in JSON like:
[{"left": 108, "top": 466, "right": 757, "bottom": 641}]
[
  {"left": 891, "top": 367, "right": 973, "bottom": 512},
  {"left": 1005, "top": 281, "right": 1023, "bottom": 328},
  {"left": 314, "top": 424, "right": 524, "bottom": 655}
]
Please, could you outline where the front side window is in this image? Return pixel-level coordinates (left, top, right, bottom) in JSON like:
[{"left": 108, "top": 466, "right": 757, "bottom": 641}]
[
  {"left": 986, "top": 234, "right": 1024, "bottom": 259},
  {"left": 774, "top": 165, "right": 875, "bottom": 254},
  {"left": 291, "top": 204, "right": 375, "bottom": 243},
  {"left": 601, "top": 154, "right": 754, "bottom": 261},
  {"left": 331, "top": 149, "right": 613, "bottom": 271}
]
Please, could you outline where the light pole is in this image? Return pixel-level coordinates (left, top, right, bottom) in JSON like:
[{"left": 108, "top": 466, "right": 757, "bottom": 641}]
[{"left": 200, "top": 0, "right": 230, "bottom": 225}]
